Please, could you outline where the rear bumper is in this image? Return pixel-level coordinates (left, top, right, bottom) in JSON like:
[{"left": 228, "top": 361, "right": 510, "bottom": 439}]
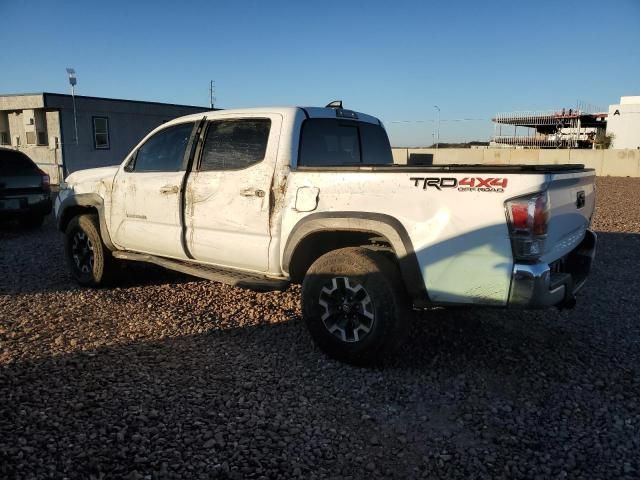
[
  {"left": 0, "top": 193, "right": 52, "bottom": 219},
  {"left": 508, "top": 229, "right": 596, "bottom": 308}
]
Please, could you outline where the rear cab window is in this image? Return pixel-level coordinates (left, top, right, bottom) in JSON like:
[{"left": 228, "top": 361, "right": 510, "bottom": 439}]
[
  {"left": 0, "top": 150, "right": 39, "bottom": 176},
  {"left": 298, "top": 119, "right": 392, "bottom": 167}
]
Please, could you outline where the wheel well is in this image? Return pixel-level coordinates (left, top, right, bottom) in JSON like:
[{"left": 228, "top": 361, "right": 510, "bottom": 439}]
[
  {"left": 287, "top": 230, "right": 396, "bottom": 283},
  {"left": 59, "top": 205, "right": 98, "bottom": 232}
]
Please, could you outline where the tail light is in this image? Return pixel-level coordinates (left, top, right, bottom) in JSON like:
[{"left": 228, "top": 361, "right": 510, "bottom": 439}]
[
  {"left": 38, "top": 169, "right": 50, "bottom": 189},
  {"left": 505, "top": 191, "right": 549, "bottom": 261}
]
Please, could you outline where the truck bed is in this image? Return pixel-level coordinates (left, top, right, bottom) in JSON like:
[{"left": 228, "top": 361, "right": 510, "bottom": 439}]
[{"left": 284, "top": 165, "right": 595, "bottom": 306}]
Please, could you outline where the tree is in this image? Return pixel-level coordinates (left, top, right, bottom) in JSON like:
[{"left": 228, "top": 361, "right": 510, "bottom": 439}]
[{"left": 594, "top": 131, "right": 614, "bottom": 149}]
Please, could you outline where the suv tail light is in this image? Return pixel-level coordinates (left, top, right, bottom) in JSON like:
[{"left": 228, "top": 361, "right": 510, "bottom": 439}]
[
  {"left": 38, "top": 169, "right": 50, "bottom": 189},
  {"left": 505, "top": 191, "right": 549, "bottom": 261}
]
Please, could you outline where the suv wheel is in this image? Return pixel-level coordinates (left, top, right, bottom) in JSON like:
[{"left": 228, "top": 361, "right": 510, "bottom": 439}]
[
  {"left": 302, "top": 247, "right": 411, "bottom": 365},
  {"left": 64, "top": 214, "right": 114, "bottom": 286}
]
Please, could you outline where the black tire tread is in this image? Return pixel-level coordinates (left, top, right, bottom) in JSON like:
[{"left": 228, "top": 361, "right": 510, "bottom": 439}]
[
  {"left": 302, "top": 247, "right": 411, "bottom": 365},
  {"left": 64, "top": 213, "right": 115, "bottom": 287}
]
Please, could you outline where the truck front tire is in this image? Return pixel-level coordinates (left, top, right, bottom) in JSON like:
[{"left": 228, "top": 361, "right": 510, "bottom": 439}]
[
  {"left": 302, "top": 247, "right": 411, "bottom": 365},
  {"left": 64, "top": 214, "right": 115, "bottom": 287}
]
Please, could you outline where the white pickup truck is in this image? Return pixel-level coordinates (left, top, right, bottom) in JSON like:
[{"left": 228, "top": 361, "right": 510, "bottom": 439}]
[{"left": 55, "top": 103, "right": 596, "bottom": 364}]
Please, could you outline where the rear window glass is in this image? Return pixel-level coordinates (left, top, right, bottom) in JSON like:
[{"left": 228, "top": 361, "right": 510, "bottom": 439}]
[
  {"left": 298, "top": 119, "right": 392, "bottom": 166},
  {"left": 0, "top": 150, "right": 38, "bottom": 175},
  {"left": 360, "top": 123, "right": 393, "bottom": 165}
]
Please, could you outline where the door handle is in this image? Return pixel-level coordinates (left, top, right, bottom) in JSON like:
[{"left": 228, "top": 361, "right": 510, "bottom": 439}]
[
  {"left": 159, "top": 185, "right": 179, "bottom": 194},
  {"left": 240, "top": 188, "right": 265, "bottom": 198}
]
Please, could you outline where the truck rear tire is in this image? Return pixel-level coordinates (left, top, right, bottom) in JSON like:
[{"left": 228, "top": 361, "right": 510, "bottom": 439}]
[
  {"left": 64, "top": 214, "right": 115, "bottom": 287},
  {"left": 302, "top": 247, "right": 411, "bottom": 365}
]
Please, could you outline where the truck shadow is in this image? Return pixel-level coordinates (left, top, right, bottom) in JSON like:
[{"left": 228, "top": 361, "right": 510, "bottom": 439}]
[
  {"left": 390, "top": 229, "right": 639, "bottom": 367},
  {"left": 0, "top": 214, "right": 201, "bottom": 295},
  {"left": 2, "top": 258, "right": 638, "bottom": 479}
]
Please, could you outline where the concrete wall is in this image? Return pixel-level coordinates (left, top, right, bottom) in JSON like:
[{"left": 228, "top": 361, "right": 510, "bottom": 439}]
[
  {"left": 2, "top": 106, "right": 63, "bottom": 183},
  {"left": 0, "top": 94, "right": 44, "bottom": 110},
  {"left": 392, "top": 148, "right": 640, "bottom": 177},
  {"left": 18, "top": 110, "right": 63, "bottom": 183}
]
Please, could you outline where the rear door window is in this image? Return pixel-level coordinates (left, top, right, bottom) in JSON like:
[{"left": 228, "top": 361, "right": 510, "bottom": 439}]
[
  {"left": 298, "top": 119, "right": 392, "bottom": 166},
  {"left": 0, "top": 150, "right": 39, "bottom": 176},
  {"left": 199, "top": 119, "right": 271, "bottom": 171}
]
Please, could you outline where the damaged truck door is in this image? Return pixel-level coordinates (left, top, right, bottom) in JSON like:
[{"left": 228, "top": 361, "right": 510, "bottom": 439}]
[
  {"left": 184, "top": 116, "right": 281, "bottom": 272},
  {"left": 110, "top": 121, "right": 196, "bottom": 259}
]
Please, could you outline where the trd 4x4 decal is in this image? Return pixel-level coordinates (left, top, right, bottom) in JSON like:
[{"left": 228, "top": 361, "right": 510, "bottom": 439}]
[{"left": 410, "top": 177, "right": 508, "bottom": 193}]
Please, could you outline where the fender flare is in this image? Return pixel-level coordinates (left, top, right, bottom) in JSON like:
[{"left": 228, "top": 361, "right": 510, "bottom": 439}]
[
  {"left": 282, "top": 212, "right": 430, "bottom": 306},
  {"left": 57, "top": 193, "right": 116, "bottom": 251}
]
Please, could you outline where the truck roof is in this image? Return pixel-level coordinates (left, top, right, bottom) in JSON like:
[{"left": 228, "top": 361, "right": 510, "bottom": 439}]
[{"left": 163, "top": 106, "right": 382, "bottom": 127}]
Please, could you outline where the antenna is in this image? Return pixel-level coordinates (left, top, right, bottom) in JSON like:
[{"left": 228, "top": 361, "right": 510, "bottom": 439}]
[
  {"left": 325, "top": 100, "right": 343, "bottom": 109},
  {"left": 433, "top": 105, "right": 440, "bottom": 149}
]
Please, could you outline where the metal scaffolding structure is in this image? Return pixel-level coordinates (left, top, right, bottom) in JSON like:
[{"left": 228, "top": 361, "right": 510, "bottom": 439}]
[{"left": 491, "top": 107, "right": 607, "bottom": 149}]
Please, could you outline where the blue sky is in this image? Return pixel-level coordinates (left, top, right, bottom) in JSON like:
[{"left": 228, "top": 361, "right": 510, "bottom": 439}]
[{"left": 1, "top": 0, "right": 638, "bottom": 146}]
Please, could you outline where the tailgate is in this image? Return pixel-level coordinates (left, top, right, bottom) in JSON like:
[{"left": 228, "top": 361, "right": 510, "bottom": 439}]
[
  {"left": 0, "top": 175, "right": 44, "bottom": 193},
  {"left": 543, "top": 170, "right": 595, "bottom": 263}
]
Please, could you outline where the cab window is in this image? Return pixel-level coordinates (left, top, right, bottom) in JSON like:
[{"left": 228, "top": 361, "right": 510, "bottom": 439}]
[
  {"left": 200, "top": 119, "right": 271, "bottom": 171},
  {"left": 129, "top": 122, "right": 194, "bottom": 172}
]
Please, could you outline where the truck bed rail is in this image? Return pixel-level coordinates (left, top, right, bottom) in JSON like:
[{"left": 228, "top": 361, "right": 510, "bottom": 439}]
[{"left": 294, "top": 164, "right": 589, "bottom": 174}]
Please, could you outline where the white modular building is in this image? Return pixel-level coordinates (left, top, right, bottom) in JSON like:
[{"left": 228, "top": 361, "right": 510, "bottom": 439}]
[{"left": 607, "top": 96, "right": 640, "bottom": 149}]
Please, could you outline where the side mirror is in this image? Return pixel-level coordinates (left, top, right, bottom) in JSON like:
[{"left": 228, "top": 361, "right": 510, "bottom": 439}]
[{"left": 124, "top": 151, "right": 137, "bottom": 172}]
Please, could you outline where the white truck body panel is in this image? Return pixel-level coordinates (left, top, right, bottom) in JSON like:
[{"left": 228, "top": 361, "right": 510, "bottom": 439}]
[
  {"left": 55, "top": 105, "right": 597, "bottom": 310},
  {"left": 542, "top": 171, "right": 595, "bottom": 264},
  {"left": 281, "top": 171, "right": 556, "bottom": 305}
]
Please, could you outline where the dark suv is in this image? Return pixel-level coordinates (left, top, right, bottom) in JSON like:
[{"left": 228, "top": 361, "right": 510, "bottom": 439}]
[{"left": 0, "top": 148, "right": 52, "bottom": 227}]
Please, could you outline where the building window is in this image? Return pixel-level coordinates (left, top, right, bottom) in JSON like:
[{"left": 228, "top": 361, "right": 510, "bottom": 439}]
[
  {"left": 34, "top": 109, "right": 48, "bottom": 146},
  {"left": 37, "top": 131, "right": 48, "bottom": 146},
  {"left": 93, "top": 117, "right": 110, "bottom": 149},
  {"left": 0, "top": 112, "right": 9, "bottom": 145}
]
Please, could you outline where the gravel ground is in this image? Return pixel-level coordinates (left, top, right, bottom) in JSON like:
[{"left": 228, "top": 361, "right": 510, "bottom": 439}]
[{"left": 1, "top": 176, "right": 639, "bottom": 479}]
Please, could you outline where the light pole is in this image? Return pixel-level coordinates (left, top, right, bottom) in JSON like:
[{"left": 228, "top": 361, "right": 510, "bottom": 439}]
[
  {"left": 209, "top": 80, "right": 216, "bottom": 109},
  {"left": 66, "top": 68, "right": 78, "bottom": 144},
  {"left": 434, "top": 105, "right": 440, "bottom": 149}
]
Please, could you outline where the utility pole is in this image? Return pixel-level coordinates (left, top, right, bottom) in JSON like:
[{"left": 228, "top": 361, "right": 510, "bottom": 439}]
[
  {"left": 209, "top": 80, "right": 216, "bottom": 109},
  {"left": 434, "top": 105, "right": 440, "bottom": 149}
]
